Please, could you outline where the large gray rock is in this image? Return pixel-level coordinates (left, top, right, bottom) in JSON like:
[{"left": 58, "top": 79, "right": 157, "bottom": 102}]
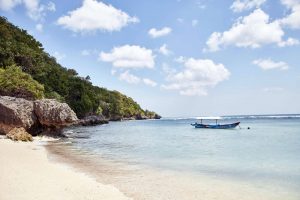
[
  {"left": 77, "top": 115, "right": 108, "bottom": 126},
  {"left": 34, "top": 99, "right": 78, "bottom": 128},
  {"left": 0, "top": 96, "right": 78, "bottom": 138},
  {"left": 0, "top": 96, "right": 36, "bottom": 134}
]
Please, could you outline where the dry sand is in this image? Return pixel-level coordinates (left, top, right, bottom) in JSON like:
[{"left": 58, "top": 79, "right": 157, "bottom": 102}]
[{"left": 0, "top": 138, "right": 131, "bottom": 200}]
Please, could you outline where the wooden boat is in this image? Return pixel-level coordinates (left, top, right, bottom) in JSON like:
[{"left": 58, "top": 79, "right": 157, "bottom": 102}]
[{"left": 191, "top": 117, "right": 240, "bottom": 129}]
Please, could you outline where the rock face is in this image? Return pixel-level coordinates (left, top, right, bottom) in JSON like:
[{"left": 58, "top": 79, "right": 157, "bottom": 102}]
[
  {"left": 0, "top": 96, "right": 78, "bottom": 138},
  {"left": 135, "top": 113, "right": 149, "bottom": 120},
  {"left": 0, "top": 96, "right": 36, "bottom": 134},
  {"left": 154, "top": 114, "right": 162, "bottom": 119},
  {"left": 135, "top": 113, "right": 161, "bottom": 120},
  {"left": 34, "top": 99, "right": 78, "bottom": 127},
  {"left": 77, "top": 115, "right": 108, "bottom": 126},
  {"left": 6, "top": 127, "right": 33, "bottom": 142}
]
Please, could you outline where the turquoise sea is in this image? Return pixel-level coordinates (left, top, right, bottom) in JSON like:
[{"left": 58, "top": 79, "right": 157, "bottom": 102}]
[{"left": 47, "top": 114, "right": 300, "bottom": 200}]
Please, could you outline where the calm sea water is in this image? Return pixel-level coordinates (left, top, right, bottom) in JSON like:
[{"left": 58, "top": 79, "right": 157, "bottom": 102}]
[{"left": 53, "top": 114, "right": 300, "bottom": 195}]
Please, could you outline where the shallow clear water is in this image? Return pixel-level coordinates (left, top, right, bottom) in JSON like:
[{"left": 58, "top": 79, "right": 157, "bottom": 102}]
[{"left": 57, "top": 115, "right": 300, "bottom": 195}]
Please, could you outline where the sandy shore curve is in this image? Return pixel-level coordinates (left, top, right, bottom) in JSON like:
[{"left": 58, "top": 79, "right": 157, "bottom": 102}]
[{"left": 0, "top": 139, "right": 131, "bottom": 200}]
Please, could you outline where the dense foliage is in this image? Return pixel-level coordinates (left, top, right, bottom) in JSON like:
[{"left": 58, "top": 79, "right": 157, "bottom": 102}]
[
  {"left": 0, "top": 16, "right": 160, "bottom": 119},
  {"left": 0, "top": 65, "right": 44, "bottom": 99}
]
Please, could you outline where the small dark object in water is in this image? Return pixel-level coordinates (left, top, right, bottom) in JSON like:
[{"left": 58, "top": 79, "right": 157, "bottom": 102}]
[{"left": 247, "top": 127, "right": 250, "bottom": 129}]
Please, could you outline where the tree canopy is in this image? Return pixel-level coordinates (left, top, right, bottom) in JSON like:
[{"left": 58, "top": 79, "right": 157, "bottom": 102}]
[{"left": 0, "top": 65, "right": 44, "bottom": 100}]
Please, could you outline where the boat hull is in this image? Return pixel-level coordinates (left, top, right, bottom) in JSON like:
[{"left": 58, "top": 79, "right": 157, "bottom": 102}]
[{"left": 191, "top": 122, "right": 240, "bottom": 129}]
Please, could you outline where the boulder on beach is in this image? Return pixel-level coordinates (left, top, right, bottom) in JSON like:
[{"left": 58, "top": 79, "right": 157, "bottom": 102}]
[
  {"left": 0, "top": 96, "right": 78, "bottom": 140},
  {"left": 34, "top": 99, "right": 78, "bottom": 127},
  {"left": 0, "top": 96, "right": 36, "bottom": 134},
  {"left": 6, "top": 127, "right": 33, "bottom": 142}
]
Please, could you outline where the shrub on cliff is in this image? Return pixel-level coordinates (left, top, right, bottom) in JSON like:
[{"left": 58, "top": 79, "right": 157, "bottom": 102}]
[{"left": 0, "top": 65, "right": 44, "bottom": 100}]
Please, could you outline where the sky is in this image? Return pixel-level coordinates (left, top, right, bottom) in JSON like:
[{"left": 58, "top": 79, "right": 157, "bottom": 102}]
[{"left": 0, "top": 0, "right": 300, "bottom": 117}]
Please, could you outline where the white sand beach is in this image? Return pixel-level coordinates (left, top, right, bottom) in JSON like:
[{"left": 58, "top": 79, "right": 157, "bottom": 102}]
[{"left": 0, "top": 139, "right": 131, "bottom": 200}]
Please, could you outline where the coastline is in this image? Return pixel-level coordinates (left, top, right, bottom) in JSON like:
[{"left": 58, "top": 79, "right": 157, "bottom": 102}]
[
  {"left": 0, "top": 138, "right": 131, "bottom": 200},
  {"left": 1, "top": 129, "right": 299, "bottom": 200},
  {"left": 45, "top": 137, "right": 300, "bottom": 200}
]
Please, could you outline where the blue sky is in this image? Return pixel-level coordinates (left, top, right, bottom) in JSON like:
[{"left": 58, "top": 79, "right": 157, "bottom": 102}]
[{"left": 1, "top": 0, "right": 300, "bottom": 117}]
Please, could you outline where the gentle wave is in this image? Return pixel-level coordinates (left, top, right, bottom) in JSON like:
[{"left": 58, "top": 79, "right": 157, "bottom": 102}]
[
  {"left": 162, "top": 114, "right": 300, "bottom": 120},
  {"left": 222, "top": 114, "right": 300, "bottom": 119}
]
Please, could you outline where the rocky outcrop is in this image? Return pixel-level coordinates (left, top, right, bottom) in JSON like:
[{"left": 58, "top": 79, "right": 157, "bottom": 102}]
[
  {"left": 0, "top": 96, "right": 36, "bottom": 134},
  {"left": 0, "top": 96, "right": 78, "bottom": 139},
  {"left": 77, "top": 115, "right": 108, "bottom": 126},
  {"left": 34, "top": 99, "right": 78, "bottom": 127},
  {"left": 135, "top": 113, "right": 161, "bottom": 120},
  {"left": 135, "top": 113, "right": 149, "bottom": 120},
  {"left": 6, "top": 127, "right": 33, "bottom": 142},
  {"left": 153, "top": 114, "right": 162, "bottom": 119}
]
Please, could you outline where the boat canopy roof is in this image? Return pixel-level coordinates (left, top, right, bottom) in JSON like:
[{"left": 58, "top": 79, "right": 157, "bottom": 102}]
[{"left": 196, "top": 116, "right": 222, "bottom": 120}]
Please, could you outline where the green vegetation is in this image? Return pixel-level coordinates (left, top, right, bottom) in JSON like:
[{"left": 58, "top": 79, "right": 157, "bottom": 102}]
[
  {"left": 0, "top": 65, "right": 44, "bottom": 99},
  {"left": 0, "top": 16, "right": 160, "bottom": 119}
]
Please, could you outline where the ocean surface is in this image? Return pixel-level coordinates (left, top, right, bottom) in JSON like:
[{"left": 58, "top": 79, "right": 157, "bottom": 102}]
[{"left": 47, "top": 114, "right": 300, "bottom": 199}]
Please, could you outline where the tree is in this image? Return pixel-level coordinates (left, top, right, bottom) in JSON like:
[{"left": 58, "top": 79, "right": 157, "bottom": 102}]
[{"left": 0, "top": 65, "right": 44, "bottom": 100}]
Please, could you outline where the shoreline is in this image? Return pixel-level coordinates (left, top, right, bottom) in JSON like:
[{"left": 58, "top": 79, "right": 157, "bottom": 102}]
[
  {"left": 45, "top": 138, "right": 300, "bottom": 200},
  {"left": 0, "top": 138, "right": 131, "bottom": 200},
  {"left": 1, "top": 135, "right": 299, "bottom": 200}
]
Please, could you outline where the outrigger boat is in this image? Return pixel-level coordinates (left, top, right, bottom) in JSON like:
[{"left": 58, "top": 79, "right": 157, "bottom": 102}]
[{"left": 191, "top": 117, "right": 240, "bottom": 129}]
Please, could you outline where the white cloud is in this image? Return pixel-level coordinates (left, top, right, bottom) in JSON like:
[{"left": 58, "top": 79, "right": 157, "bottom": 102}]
[
  {"left": 0, "top": 0, "right": 21, "bottom": 11},
  {"left": 143, "top": 78, "right": 157, "bottom": 87},
  {"left": 35, "top": 23, "right": 43, "bottom": 32},
  {"left": 119, "top": 71, "right": 140, "bottom": 84},
  {"left": 159, "top": 44, "right": 171, "bottom": 56},
  {"left": 0, "top": 0, "right": 56, "bottom": 21},
  {"left": 99, "top": 45, "right": 155, "bottom": 69},
  {"left": 25, "top": 0, "right": 56, "bottom": 21},
  {"left": 174, "top": 56, "right": 186, "bottom": 63},
  {"left": 162, "top": 58, "right": 230, "bottom": 96},
  {"left": 280, "top": 0, "right": 300, "bottom": 29},
  {"left": 115, "top": 70, "right": 157, "bottom": 87},
  {"left": 231, "top": 0, "right": 266, "bottom": 12},
  {"left": 148, "top": 27, "right": 172, "bottom": 38},
  {"left": 47, "top": 1, "right": 55, "bottom": 11},
  {"left": 192, "top": 19, "right": 198, "bottom": 27},
  {"left": 57, "top": 0, "right": 139, "bottom": 33},
  {"left": 53, "top": 51, "right": 66, "bottom": 61},
  {"left": 278, "top": 37, "right": 300, "bottom": 46},
  {"left": 253, "top": 58, "right": 289, "bottom": 70},
  {"left": 205, "top": 9, "right": 299, "bottom": 51}
]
